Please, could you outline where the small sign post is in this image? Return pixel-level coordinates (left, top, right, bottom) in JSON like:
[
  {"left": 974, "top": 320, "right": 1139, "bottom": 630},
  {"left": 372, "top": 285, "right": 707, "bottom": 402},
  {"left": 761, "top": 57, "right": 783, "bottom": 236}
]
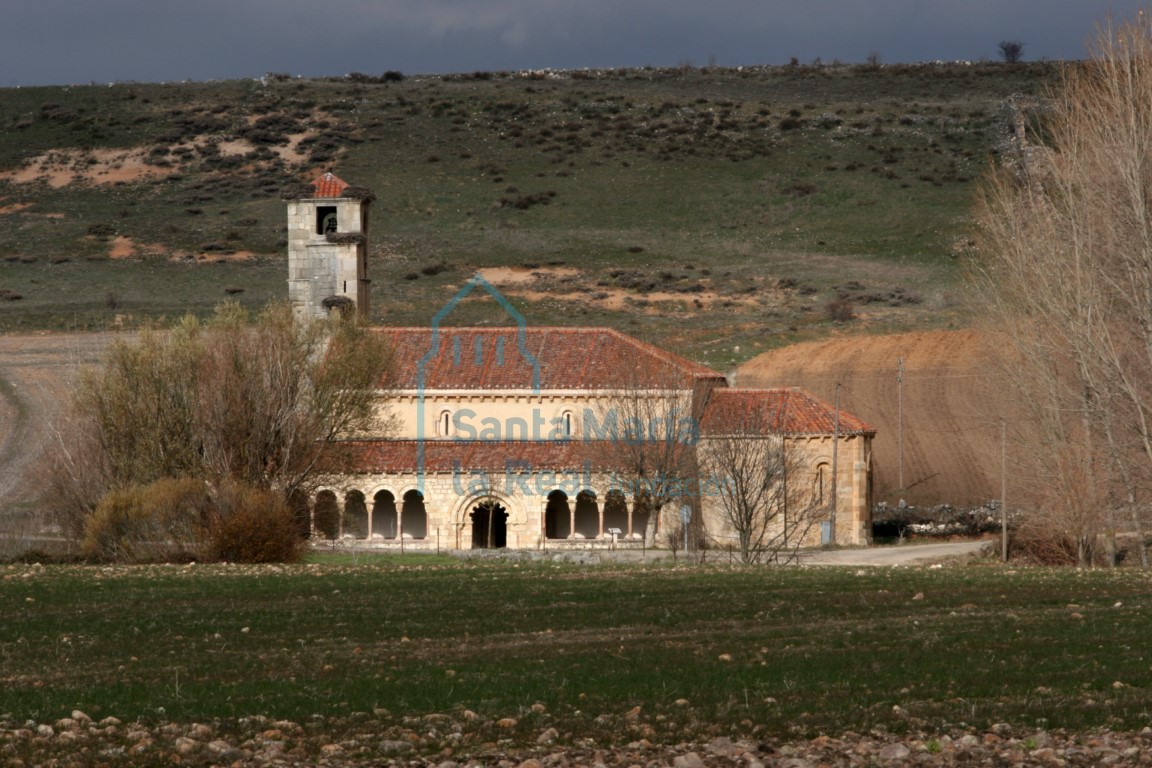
[{"left": 608, "top": 527, "right": 622, "bottom": 549}]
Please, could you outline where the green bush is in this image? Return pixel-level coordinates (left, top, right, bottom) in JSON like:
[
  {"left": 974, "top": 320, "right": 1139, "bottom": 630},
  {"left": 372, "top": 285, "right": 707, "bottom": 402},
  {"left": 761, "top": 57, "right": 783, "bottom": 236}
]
[
  {"left": 83, "top": 478, "right": 213, "bottom": 562},
  {"left": 210, "top": 482, "right": 306, "bottom": 563}
]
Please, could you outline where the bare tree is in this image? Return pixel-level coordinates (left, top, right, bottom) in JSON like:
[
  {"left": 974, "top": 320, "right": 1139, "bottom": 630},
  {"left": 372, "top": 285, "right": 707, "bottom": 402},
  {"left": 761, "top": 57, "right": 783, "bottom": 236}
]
[
  {"left": 998, "top": 40, "right": 1025, "bottom": 63},
  {"left": 697, "top": 395, "right": 821, "bottom": 564},
  {"left": 40, "top": 302, "right": 395, "bottom": 539},
  {"left": 971, "top": 15, "right": 1152, "bottom": 565},
  {"left": 193, "top": 302, "right": 395, "bottom": 496},
  {"left": 592, "top": 366, "right": 715, "bottom": 546}
]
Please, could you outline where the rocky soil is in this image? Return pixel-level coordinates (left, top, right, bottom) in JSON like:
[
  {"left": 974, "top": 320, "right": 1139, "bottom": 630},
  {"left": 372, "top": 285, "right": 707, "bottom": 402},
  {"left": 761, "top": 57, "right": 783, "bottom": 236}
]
[{"left": 4, "top": 711, "right": 1151, "bottom": 767}]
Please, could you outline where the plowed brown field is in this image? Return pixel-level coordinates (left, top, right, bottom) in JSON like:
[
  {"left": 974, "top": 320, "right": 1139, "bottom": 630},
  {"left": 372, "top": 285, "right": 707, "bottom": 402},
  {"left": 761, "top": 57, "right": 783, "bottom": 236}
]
[{"left": 737, "top": 329, "right": 1015, "bottom": 506}]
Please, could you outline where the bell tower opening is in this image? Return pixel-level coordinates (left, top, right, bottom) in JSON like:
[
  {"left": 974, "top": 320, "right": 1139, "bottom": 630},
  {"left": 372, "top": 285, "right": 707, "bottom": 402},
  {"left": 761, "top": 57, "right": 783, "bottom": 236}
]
[{"left": 316, "top": 206, "right": 338, "bottom": 235}]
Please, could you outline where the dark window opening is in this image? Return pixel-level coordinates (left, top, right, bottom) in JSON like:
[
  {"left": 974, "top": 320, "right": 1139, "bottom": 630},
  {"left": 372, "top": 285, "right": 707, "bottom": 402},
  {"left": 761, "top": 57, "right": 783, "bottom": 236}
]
[
  {"left": 372, "top": 490, "right": 397, "bottom": 538},
  {"left": 574, "top": 490, "right": 599, "bottom": 538},
  {"left": 344, "top": 490, "right": 368, "bottom": 539},
  {"left": 402, "top": 490, "right": 428, "bottom": 539},
  {"left": 471, "top": 501, "right": 508, "bottom": 548},
  {"left": 545, "top": 490, "right": 570, "bottom": 539},
  {"left": 317, "top": 206, "right": 337, "bottom": 235}
]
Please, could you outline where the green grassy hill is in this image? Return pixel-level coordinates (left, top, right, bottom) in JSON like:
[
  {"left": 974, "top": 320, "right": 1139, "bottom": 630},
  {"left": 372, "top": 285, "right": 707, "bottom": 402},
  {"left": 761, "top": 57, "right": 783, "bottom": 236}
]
[{"left": 0, "top": 63, "right": 1054, "bottom": 367}]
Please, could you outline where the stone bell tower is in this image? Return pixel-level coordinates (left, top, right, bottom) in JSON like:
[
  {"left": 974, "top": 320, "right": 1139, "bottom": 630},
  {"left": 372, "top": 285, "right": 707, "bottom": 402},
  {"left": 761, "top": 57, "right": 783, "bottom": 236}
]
[{"left": 285, "top": 172, "right": 373, "bottom": 319}]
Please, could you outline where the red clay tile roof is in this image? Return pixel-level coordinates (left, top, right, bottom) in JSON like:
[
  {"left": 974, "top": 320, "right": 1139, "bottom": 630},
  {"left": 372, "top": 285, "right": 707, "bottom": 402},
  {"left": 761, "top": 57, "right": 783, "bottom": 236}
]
[
  {"left": 311, "top": 172, "right": 350, "bottom": 198},
  {"left": 377, "top": 327, "right": 725, "bottom": 391},
  {"left": 700, "top": 388, "right": 874, "bottom": 437},
  {"left": 329, "top": 439, "right": 632, "bottom": 474}
]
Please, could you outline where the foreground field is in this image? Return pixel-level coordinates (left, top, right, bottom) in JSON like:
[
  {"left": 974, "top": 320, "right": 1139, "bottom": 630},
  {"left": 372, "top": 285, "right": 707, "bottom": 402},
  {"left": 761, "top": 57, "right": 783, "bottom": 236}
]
[{"left": 3, "top": 558, "right": 1151, "bottom": 757}]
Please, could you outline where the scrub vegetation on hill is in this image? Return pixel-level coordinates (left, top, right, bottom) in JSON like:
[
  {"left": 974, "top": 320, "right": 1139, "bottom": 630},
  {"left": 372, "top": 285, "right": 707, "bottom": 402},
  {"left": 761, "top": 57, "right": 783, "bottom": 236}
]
[{"left": 0, "top": 62, "right": 1053, "bottom": 366}]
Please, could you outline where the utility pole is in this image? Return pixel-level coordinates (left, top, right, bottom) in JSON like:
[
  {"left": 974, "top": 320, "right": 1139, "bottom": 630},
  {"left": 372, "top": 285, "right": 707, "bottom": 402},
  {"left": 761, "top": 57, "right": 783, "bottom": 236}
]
[
  {"left": 897, "top": 357, "right": 905, "bottom": 490},
  {"left": 830, "top": 382, "right": 841, "bottom": 544},
  {"left": 1001, "top": 417, "right": 1008, "bottom": 562}
]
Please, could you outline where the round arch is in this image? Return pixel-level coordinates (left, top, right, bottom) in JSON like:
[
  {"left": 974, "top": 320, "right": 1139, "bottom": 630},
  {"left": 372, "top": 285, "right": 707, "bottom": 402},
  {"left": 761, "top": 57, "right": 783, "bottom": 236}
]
[
  {"left": 573, "top": 489, "right": 599, "bottom": 539},
  {"left": 448, "top": 490, "right": 523, "bottom": 528},
  {"left": 449, "top": 490, "right": 523, "bottom": 550},
  {"left": 365, "top": 482, "right": 403, "bottom": 501},
  {"left": 369, "top": 488, "right": 399, "bottom": 539},
  {"left": 313, "top": 488, "right": 341, "bottom": 540},
  {"left": 343, "top": 488, "right": 369, "bottom": 539}
]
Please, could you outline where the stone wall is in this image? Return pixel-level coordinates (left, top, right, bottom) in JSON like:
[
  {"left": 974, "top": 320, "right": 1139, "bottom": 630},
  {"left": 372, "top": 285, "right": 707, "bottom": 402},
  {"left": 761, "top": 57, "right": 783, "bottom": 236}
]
[{"left": 287, "top": 198, "right": 369, "bottom": 318}]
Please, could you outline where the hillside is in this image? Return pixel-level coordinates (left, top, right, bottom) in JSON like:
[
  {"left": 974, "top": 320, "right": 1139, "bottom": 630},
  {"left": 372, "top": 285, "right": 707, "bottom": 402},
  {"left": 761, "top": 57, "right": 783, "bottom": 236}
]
[
  {"left": 0, "top": 62, "right": 1054, "bottom": 365},
  {"left": 736, "top": 329, "right": 1020, "bottom": 506}
]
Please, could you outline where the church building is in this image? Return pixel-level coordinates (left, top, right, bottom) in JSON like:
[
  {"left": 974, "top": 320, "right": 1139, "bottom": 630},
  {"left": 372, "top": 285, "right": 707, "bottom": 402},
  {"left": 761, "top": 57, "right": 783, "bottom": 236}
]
[{"left": 288, "top": 174, "right": 874, "bottom": 553}]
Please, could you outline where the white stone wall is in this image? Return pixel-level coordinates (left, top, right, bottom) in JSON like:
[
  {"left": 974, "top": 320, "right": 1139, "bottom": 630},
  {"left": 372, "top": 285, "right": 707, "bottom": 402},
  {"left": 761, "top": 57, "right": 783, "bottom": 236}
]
[
  {"left": 349, "top": 389, "right": 874, "bottom": 549},
  {"left": 315, "top": 433, "right": 871, "bottom": 551},
  {"left": 697, "top": 434, "right": 872, "bottom": 548},
  {"left": 382, "top": 392, "right": 608, "bottom": 441}
]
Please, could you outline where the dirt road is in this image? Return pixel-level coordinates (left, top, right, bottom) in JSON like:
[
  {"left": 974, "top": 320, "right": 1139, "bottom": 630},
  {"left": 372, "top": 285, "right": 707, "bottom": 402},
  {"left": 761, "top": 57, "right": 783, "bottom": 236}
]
[
  {"left": 801, "top": 540, "right": 988, "bottom": 566},
  {"left": 0, "top": 332, "right": 116, "bottom": 510}
]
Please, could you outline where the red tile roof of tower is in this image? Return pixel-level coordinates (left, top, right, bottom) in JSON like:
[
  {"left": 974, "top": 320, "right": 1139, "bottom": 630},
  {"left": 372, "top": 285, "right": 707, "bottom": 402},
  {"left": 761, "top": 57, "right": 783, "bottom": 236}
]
[{"left": 311, "top": 172, "right": 350, "bottom": 198}]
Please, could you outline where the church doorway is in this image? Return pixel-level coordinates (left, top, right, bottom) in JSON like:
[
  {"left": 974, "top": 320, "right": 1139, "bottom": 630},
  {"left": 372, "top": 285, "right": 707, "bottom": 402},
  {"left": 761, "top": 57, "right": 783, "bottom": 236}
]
[{"left": 470, "top": 500, "right": 508, "bottom": 549}]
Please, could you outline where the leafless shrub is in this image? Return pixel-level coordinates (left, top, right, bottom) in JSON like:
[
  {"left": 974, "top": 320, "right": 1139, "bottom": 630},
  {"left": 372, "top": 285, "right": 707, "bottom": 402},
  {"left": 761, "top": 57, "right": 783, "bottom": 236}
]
[
  {"left": 82, "top": 478, "right": 213, "bottom": 562},
  {"left": 698, "top": 400, "right": 822, "bottom": 564},
  {"left": 38, "top": 302, "right": 396, "bottom": 556},
  {"left": 209, "top": 481, "right": 305, "bottom": 563},
  {"left": 421, "top": 261, "right": 451, "bottom": 276},
  {"left": 970, "top": 15, "right": 1152, "bottom": 566}
]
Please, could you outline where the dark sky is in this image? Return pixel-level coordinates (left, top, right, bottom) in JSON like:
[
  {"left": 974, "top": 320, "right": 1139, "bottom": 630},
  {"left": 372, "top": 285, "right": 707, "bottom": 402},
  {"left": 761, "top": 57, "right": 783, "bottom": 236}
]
[{"left": 0, "top": 1, "right": 1143, "bottom": 87}]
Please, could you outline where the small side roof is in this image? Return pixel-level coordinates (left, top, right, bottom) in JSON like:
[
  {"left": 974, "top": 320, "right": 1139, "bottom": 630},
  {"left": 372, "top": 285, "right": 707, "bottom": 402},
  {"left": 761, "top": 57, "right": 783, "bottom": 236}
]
[{"left": 700, "top": 388, "right": 874, "bottom": 437}]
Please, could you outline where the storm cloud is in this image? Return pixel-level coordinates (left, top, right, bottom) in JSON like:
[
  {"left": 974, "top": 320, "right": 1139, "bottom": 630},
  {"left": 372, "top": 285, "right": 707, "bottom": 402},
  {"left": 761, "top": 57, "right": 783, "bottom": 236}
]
[{"left": 0, "top": 0, "right": 1143, "bottom": 87}]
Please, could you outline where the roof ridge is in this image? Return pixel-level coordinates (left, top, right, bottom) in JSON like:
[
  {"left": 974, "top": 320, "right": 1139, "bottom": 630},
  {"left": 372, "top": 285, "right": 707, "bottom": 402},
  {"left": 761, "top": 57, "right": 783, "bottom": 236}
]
[{"left": 599, "top": 327, "right": 723, "bottom": 378}]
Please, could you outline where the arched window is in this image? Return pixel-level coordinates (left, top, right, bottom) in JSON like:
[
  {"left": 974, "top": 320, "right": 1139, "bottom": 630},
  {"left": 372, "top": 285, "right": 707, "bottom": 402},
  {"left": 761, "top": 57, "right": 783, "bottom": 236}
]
[
  {"left": 573, "top": 490, "right": 599, "bottom": 538},
  {"left": 438, "top": 409, "right": 452, "bottom": 437},
  {"left": 545, "top": 490, "right": 570, "bottom": 539},
  {"left": 344, "top": 490, "right": 368, "bottom": 539},
  {"left": 561, "top": 410, "right": 575, "bottom": 439},
  {"left": 401, "top": 490, "right": 428, "bottom": 539},
  {"left": 372, "top": 490, "right": 397, "bottom": 539},
  {"left": 814, "top": 463, "right": 831, "bottom": 507},
  {"left": 603, "top": 490, "right": 628, "bottom": 534},
  {"left": 313, "top": 490, "right": 340, "bottom": 540}
]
